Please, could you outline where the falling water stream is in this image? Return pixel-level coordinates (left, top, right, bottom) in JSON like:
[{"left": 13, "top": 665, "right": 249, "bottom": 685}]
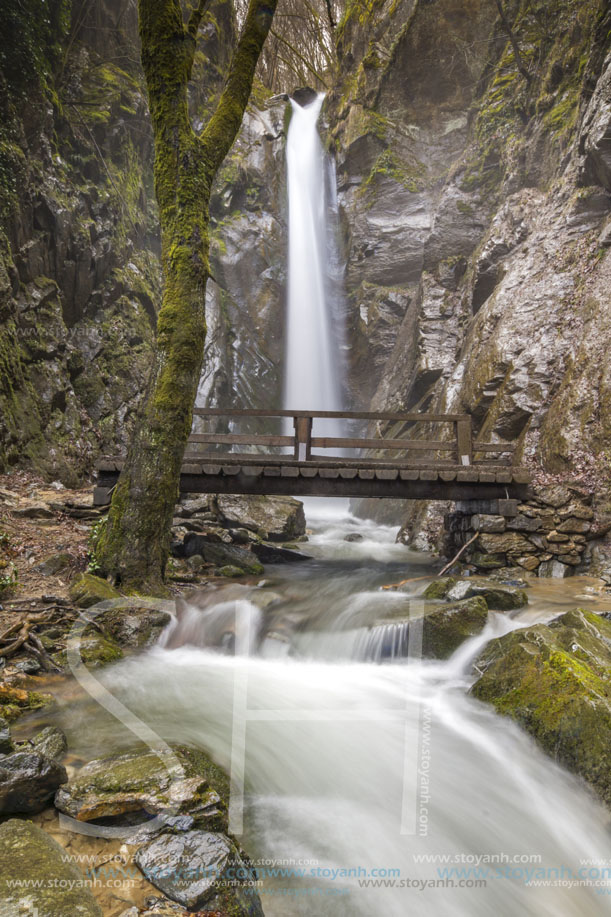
[
  {"left": 284, "top": 93, "right": 344, "bottom": 445},
  {"left": 35, "top": 510, "right": 611, "bottom": 917}
]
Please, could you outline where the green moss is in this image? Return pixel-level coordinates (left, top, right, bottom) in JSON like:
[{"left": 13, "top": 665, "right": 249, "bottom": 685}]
[
  {"left": 472, "top": 609, "right": 611, "bottom": 806},
  {"left": 423, "top": 577, "right": 457, "bottom": 600},
  {"left": 359, "top": 148, "right": 427, "bottom": 198}
]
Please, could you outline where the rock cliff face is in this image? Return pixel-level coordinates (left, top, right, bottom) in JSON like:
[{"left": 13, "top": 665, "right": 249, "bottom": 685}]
[
  {"left": 328, "top": 0, "right": 611, "bottom": 573},
  {"left": 0, "top": 0, "right": 239, "bottom": 482},
  {"left": 0, "top": 0, "right": 160, "bottom": 483}
]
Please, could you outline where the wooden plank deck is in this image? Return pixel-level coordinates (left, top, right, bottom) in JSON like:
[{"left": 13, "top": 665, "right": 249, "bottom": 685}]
[{"left": 93, "top": 409, "right": 531, "bottom": 505}]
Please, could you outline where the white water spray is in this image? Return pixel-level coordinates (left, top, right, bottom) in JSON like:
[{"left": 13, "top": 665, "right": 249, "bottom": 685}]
[{"left": 284, "top": 94, "right": 344, "bottom": 439}]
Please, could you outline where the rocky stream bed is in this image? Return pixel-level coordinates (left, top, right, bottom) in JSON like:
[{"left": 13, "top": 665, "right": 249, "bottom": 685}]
[{"left": 1, "top": 482, "right": 611, "bottom": 915}]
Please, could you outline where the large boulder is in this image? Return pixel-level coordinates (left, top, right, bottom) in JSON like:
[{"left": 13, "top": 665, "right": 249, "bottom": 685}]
[
  {"left": 68, "top": 573, "right": 121, "bottom": 608},
  {"left": 55, "top": 745, "right": 229, "bottom": 832},
  {"left": 182, "top": 536, "right": 264, "bottom": 575},
  {"left": 135, "top": 830, "right": 263, "bottom": 916},
  {"left": 471, "top": 609, "right": 611, "bottom": 806},
  {"left": 0, "top": 819, "right": 103, "bottom": 916},
  {"left": 423, "top": 576, "right": 528, "bottom": 610},
  {"left": 371, "top": 596, "right": 489, "bottom": 660},
  {"left": 216, "top": 494, "right": 306, "bottom": 541},
  {"left": 96, "top": 600, "right": 173, "bottom": 648},
  {"left": 0, "top": 750, "right": 67, "bottom": 815}
]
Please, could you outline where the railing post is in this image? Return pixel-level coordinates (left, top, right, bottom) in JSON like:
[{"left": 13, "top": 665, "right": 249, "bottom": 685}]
[
  {"left": 293, "top": 416, "right": 312, "bottom": 461},
  {"left": 456, "top": 417, "right": 473, "bottom": 466}
]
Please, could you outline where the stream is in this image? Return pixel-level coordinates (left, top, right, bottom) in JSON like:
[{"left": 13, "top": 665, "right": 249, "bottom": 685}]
[{"left": 32, "top": 505, "right": 611, "bottom": 916}]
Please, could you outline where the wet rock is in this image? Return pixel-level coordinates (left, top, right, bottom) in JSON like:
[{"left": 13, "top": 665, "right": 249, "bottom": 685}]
[
  {"left": 30, "top": 725, "right": 67, "bottom": 761},
  {"left": 292, "top": 86, "right": 318, "bottom": 107},
  {"left": 444, "top": 579, "right": 528, "bottom": 610},
  {"left": 0, "top": 750, "right": 67, "bottom": 814},
  {"left": 216, "top": 565, "right": 248, "bottom": 578},
  {"left": 422, "top": 597, "right": 489, "bottom": 659},
  {"left": 135, "top": 830, "right": 263, "bottom": 915},
  {"left": 0, "top": 819, "right": 102, "bottom": 916},
  {"left": 55, "top": 745, "right": 229, "bottom": 832},
  {"left": 422, "top": 577, "right": 457, "bottom": 600},
  {"left": 537, "top": 559, "right": 574, "bottom": 578},
  {"left": 0, "top": 718, "right": 12, "bottom": 755},
  {"left": 97, "top": 601, "right": 173, "bottom": 648},
  {"left": 216, "top": 494, "right": 306, "bottom": 541},
  {"left": 344, "top": 533, "right": 364, "bottom": 542},
  {"left": 69, "top": 572, "right": 121, "bottom": 608},
  {"left": 183, "top": 537, "right": 264, "bottom": 575},
  {"left": 378, "top": 595, "right": 488, "bottom": 659},
  {"left": 0, "top": 684, "right": 54, "bottom": 722},
  {"left": 53, "top": 630, "right": 124, "bottom": 670},
  {"left": 251, "top": 542, "right": 310, "bottom": 564},
  {"left": 471, "top": 609, "right": 611, "bottom": 807}
]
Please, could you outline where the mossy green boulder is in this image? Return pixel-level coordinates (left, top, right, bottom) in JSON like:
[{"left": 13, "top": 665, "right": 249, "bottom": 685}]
[
  {"left": 55, "top": 744, "right": 229, "bottom": 832},
  {"left": 69, "top": 572, "right": 121, "bottom": 608},
  {"left": 423, "top": 577, "right": 528, "bottom": 610},
  {"left": 375, "top": 596, "right": 489, "bottom": 659},
  {"left": 0, "top": 819, "right": 102, "bottom": 915},
  {"left": 471, "top": 609, "right": 611, "bottom": 807},
  {"left": 422, "top": 596, "right": 489, "bottom": 658}
]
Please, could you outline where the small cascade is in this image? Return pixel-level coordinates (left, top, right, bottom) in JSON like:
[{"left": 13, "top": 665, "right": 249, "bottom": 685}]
[
  {"left": 161, "top": 598, "right": 262, "bottom": 655},
  {"left": 352, "top": 619, "right": 412, "bottom": 662},
  {"left": 284, "top": 93, "right": 345, "bottom": 446}
]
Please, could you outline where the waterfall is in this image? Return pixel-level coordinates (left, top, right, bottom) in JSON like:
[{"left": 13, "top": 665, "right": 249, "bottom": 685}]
[{"left": 284, "top": 93, "right": 344, "bottom": 443}]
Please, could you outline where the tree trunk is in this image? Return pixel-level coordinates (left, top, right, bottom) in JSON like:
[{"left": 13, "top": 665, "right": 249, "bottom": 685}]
[{"left": 96, "top": 0, "right": 277, "bottom": 592}]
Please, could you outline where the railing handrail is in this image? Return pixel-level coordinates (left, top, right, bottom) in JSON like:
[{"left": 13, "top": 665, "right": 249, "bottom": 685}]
[{"left": 192, "top": 408, "right": 471, "bottom": 422}]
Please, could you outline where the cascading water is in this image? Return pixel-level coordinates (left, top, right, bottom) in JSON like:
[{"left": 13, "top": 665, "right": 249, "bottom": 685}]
[
  {"left": 284, "top": 93, "right": 344, "bottom": 444},
  {"left": 45, "top": 513, "right": 611, "bottom": 916}
]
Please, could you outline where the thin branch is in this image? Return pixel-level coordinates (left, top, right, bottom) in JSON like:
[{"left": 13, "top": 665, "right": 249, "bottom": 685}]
[
  {"left": 270, "top": 28, "right": 328, "bottom": 87},
  {"left": 185, "top": 0, "right": 213, "bottom": 80},
  {"left": 495, "top": 0, "right": 532, "bottom": 84},
  {"left": 201, "top": 0, "right": 279, "bottom": 176}
]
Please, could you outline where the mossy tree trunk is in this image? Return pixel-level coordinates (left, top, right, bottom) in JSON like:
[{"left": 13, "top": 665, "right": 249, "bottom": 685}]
[{"left": 96, "top": 0, "right": 277, "bottom": 591}]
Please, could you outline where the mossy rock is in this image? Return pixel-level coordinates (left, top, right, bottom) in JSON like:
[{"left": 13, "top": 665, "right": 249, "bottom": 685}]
[
  {"left": 422, "top": 596, "right": 489, "bottom": 659},
  {"left": 69, "top": 572, "right": 121, "bottom": 608},
  {"left": 0, "top": 684, "right": 54, "bottom": 722},
  {"left": 55, "top": 744, "right": 229, "bottom": 832},
  {"left": 422, "top": 577, "right": 457, "bottom": 599},
  {"left": 445, "top": 578, "right": 528, "bottom": 610},
  {"left": 0, "top": 819, "right": 102, "bottom": 916},
  {"left": 471, "top": 609, "right": 611, "bottom": 807},
  {"left": 96, "top": 601, "right": 172, "bottom": 648},
  {"left": 216, "top": 565, "right": 248, "bottom": 578},
  {"left": 52, "top": 632, "right": 123, "bottom": 670},
  {"left": 376, "top": 596, "right": 489, "bottom": 660}
]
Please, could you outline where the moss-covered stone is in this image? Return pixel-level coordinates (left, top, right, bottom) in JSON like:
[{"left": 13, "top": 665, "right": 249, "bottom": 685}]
[
  {"left": 423, "top": 577, "right": 457, "bottom": 600},
  {"left": 471, "top": 609, "right": 611, "bottom": 806},
  {"left": 422, "top": 596, "right": 489, "bottom": 658},
  {"left": 0, "top": 684, "right": 54, "bottom": 722},
  {"left": 0, "top": 819, "right": 102, "bottom": 916},
  {"left": 55, "top": 744, "right": 229, "bottom": 832},
  {"left": 68, "top": 572, "right": 121, "bottom": 608}
]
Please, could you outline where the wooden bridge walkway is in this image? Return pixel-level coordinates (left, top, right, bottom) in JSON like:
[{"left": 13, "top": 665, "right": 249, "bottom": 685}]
[{"left": 94, "top": 409, "right": 531, "bottom": 505}]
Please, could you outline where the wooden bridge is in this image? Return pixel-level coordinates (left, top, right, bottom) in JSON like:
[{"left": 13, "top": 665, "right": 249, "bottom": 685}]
[{"left": 94, "top": 409, "right": 531, "bottom": 505}]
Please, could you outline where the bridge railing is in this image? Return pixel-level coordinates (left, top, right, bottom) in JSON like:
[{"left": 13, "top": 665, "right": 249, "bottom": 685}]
[{"left": 189, "top": 409, "right": 517, "bottom": 467}]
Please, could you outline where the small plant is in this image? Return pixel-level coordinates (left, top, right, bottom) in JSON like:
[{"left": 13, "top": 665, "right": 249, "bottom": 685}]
[
  {"left": 87, "top": 517, "right": 106, "bottom": 575},
  {"left": 0, "top": 562, "right": 18, "bottom": 597}
]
